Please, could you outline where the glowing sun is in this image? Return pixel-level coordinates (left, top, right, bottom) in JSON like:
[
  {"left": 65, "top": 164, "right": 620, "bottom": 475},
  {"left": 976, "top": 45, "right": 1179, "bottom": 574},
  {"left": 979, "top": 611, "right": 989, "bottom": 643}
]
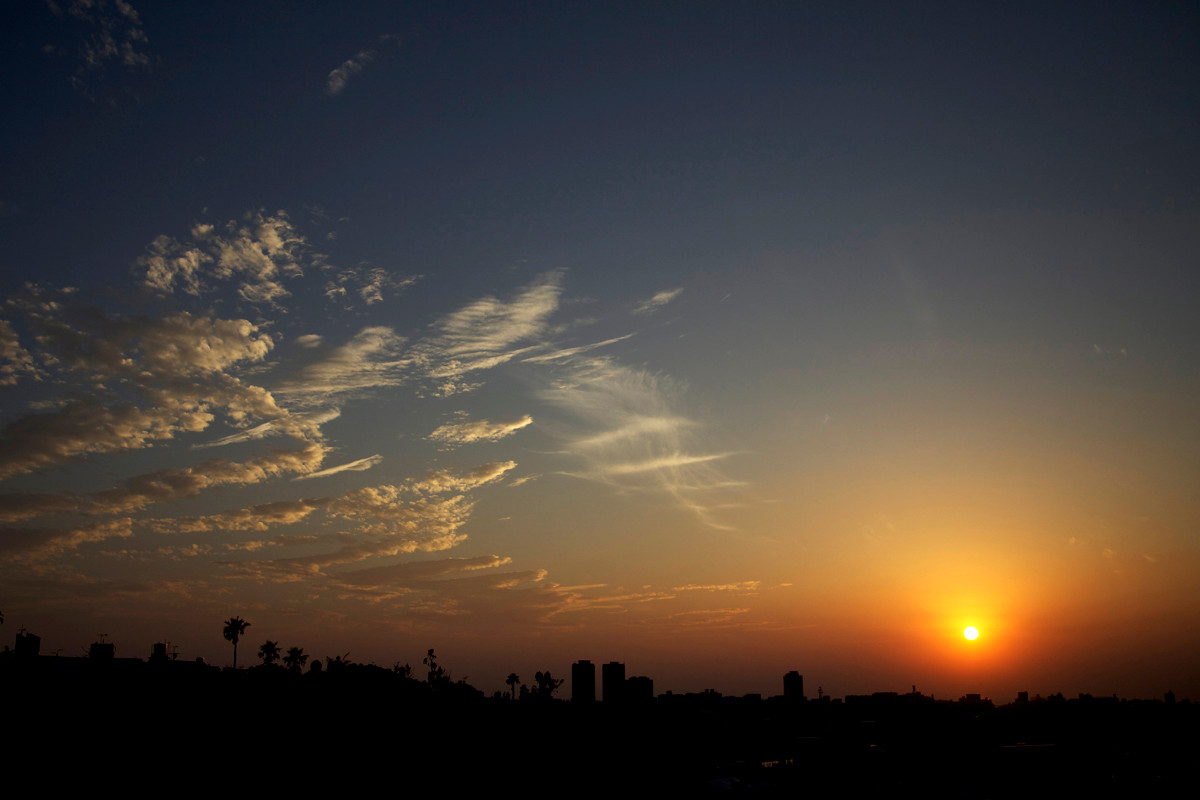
[{"left": 963, "top": 626, "right": 979, "bottom": 641}]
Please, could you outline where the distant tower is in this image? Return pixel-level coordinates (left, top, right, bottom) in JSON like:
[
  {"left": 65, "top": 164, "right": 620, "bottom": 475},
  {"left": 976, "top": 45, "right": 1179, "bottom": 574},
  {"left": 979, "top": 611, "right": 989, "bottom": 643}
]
[
  {"left": 784, "top": 670, "right": 804, "bottom": 701},
  {"left": 572, "top": 660, "right": 596, "bottom": 703},
  {"left": 602, "top": 661, "right": 626, "bottom": 704}
]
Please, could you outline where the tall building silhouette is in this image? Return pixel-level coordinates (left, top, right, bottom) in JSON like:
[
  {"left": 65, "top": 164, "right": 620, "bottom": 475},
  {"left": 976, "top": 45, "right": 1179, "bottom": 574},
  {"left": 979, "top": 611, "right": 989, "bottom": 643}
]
[
  {"left": 602, "top": 661, "right": 625, "bottom": 704},
  {"left": 784, "top": 670, "right": 804, "bottom": 701},
  {"left": 572, "top": 659, "right": 595, "bottom": 703}
]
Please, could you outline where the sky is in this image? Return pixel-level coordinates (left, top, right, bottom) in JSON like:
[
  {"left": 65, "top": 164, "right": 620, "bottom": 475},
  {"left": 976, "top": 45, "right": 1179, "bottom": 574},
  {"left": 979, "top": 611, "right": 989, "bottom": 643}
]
[{"left": 2, "top": 0, "right": 1198, "bottom": 700}]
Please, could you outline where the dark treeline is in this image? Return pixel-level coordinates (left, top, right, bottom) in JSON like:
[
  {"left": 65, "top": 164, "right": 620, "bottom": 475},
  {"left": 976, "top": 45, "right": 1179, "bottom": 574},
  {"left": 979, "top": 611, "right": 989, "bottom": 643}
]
[{"left": 3, "top": 641, "right": 1195, "bottom": 796}]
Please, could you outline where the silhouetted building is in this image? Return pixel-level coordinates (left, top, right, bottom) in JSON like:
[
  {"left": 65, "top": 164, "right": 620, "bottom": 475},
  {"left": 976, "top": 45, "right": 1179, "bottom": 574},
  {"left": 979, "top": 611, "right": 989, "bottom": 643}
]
[
  {"left": 602, "top": 661, "right": 625, "bottom": 704},
  {"left": 89, "top": 641, "right": 115, "bottom": 660},
  {"left": 15, "top": 631, "right": 40, "bottom": 659},
  {"left": 151, "top": 642, "right": 169, "bottom": 662},
  {"left": 784, "top": 670, "right": 804, "bottom": 701},
  {"left": 572, "top": 659, "right": 595, "bottom": 703},
  {"left": 626, "top": 675, "right": 653, "bottom": 704}
]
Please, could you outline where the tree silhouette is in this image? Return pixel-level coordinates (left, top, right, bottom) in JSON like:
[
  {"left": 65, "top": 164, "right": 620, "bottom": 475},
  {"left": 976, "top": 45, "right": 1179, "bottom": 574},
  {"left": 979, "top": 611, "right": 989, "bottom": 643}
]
[
  {"left": 423, "top": 648, "right": 446, "bottom": 685},
  {"left": 532, "top": 670, "right": 564, "bottom": 700},
  {"left": 284, "top": 646, "right": 308, "bottom": 673},
  {"left": 506, "top": 672, "right": 521, "bottom": 700},
  {"left": 326, "top": 653, "right": 351, "bottom": 674},
  {"left": 393, "top": 662, "right": 413, "bottom": 679},
  {"left": 222, "top": 616, "right": 250, "bottom": 668},
  {"left": 258, "top": 640, "right": 281, "bottom": 666}
]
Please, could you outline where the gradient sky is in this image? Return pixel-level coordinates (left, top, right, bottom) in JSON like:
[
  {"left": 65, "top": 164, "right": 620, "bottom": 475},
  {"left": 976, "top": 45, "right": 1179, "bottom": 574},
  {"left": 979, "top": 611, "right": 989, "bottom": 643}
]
[{"left": 2, "top": 1, "right": 1197, "bottom": 700}]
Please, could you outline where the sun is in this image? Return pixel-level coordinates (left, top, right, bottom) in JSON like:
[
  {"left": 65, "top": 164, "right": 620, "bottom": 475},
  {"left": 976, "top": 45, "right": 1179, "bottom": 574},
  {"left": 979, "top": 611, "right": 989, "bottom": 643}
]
[{"left": 963, "top": 626, "right": 979, "bottom": 641}]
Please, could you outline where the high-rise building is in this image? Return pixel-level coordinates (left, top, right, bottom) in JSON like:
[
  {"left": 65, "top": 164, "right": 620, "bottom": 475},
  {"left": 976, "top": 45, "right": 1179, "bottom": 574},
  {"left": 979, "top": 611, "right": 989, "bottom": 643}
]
[
  {"left": 784, "top": 670, "right": 804, "bottom": 701},
  {"left": 602, "top": 661, "right": 625, "bottom": 704},
  {"left": 572, "top": 659, "right": 596, "bottom": 703}
]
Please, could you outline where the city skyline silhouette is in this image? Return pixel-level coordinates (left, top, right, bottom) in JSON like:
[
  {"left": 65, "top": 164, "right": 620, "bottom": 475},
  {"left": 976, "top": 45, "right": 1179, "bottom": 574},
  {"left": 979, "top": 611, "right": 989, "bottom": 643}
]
[{"left": 3, "top": 1, "right": 1199, "bottom": 714}]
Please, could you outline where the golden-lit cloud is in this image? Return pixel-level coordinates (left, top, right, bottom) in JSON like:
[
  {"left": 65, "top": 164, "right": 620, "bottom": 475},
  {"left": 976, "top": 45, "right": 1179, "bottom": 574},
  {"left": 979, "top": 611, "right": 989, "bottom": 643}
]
[
  {"left": 0, "top": 517, "right": 133, "bottom": 561},
  {"left": 428, "top": 413, "right": 533, "bottom": 448},
  {"left": 294, "top": 454, "right": 384, "bottom": 481},
  {"left": 275, "top": 326, "right": 410, "bottom": 402},
  {"left": 138, "top": 212, "right": 309, "bottom": 304}
]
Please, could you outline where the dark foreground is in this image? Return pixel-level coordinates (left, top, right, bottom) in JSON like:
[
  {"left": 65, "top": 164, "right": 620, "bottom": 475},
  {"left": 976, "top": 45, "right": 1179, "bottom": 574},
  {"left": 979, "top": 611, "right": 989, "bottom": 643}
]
[{"left": 4, "top": 659, "right": 1194, "bottom": 796}]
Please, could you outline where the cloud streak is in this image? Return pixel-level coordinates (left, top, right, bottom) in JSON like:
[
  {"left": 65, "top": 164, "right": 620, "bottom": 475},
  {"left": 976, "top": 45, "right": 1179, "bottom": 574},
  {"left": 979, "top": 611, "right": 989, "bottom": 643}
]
[
  {"left": 428, "top": 413, "right": 533, "bottom": 448},
  {"left": 633, "top": 288, "right": 683, "bottom": 315}
]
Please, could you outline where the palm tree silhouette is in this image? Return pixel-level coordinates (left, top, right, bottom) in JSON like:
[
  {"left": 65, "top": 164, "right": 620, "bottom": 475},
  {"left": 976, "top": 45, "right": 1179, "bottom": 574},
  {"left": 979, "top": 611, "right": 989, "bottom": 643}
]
[
  {"left": 222, "top": 616, "right": 250, "bottom": 668},
  {"left": 258, "top": 640, "right": 281, "bottom": 666},
  {"left": 284, "top": 646, "right": 308, "bottom": 672},
  {"left": 506, "top": 672, "right": 521, "bottom": 700}
]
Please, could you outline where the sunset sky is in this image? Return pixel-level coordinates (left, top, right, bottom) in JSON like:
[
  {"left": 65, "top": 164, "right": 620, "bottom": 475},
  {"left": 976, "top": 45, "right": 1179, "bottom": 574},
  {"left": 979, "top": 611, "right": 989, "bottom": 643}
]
[{"left": 2, "top": 1, "right": 1197, "bottom": 700}]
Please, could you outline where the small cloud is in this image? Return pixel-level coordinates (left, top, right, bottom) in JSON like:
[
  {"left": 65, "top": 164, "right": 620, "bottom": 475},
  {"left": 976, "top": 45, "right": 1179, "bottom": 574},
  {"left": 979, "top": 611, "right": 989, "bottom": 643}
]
[
  {"left": 672, "top": 581, "right": 761, "bottom": 593},
  {"left": 295, "top": 334, "right": 323, "bottom": 348},
  {"left": 633, "top": 288, "right": 683, "bottom": 315},
  {"left": 428, "top": 413, "right": 533, "bottom": 449},
  {"left": 326, "top": 49, "right": 376, "bottom": 96},
  {"left": 294, "top": 454, "right": 383, "bottom": 481}
]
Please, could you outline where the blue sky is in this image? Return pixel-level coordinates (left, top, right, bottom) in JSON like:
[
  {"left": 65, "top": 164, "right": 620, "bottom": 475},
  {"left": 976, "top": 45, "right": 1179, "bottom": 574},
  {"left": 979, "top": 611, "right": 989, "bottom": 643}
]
[{"left": 2, "top": 1, "right": 1198, "bottom": 698}]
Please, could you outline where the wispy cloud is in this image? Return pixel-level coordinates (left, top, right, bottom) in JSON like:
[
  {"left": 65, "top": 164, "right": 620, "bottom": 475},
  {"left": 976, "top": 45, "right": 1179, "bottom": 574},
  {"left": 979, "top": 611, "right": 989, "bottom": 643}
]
[
  {"left": 294, "top": 453, "right": 383, "bottom": 481},
  {"left": 275, "top": 326, "right": 410, "bottom": 403},
  {"left": 0, "top": 517, "right": 132, "bottom": 561},
  {"left": 540, "top": 355, "right": 740, "bottom": 530},
  {"left": 521, "top": 334, "right": 633, "bottom": 364},
  {"left": 416, "top": 271, "right": 564, "bottom": 392},
  {"left": 633, "top": 288, "right": 683, "bottom": 315},
  {"left": 428, "top": 413, "right": 533, "bottom": 449},
  {"left": 326, "top": 49, "right": 376, "bottom": 96},
  {"left": 672, "top": 581, "right": 761, "bottom": 593}
]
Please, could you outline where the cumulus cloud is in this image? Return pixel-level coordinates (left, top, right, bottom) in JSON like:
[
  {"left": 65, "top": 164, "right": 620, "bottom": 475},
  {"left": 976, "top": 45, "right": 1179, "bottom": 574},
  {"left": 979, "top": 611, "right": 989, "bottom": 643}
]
[
  {"left": 216, "top": 460, "right": 518, "bottom": 580},
  {"left": 0, "top": 300, "right": 286, "bottom": 480},
  {"left": 0, "top": 320, "right": 40, "bottom": 385},
  {"left": 323, "top": 267, "right": 418, "bottom": 307},
  {"left": 428, "top": 413, "right": 532, "bottom": 448},
  {"left": 137, "top": 212, "right": 309, "bottom": 305},
  {"left": 633, "top": 288, "right": 683, "bottom": 315},
  {"left": 47, "top": 0, "right": 151, "bottom": 91},
  {"left": 326, "top": 49, "right": 376, "bottom": 96}
]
